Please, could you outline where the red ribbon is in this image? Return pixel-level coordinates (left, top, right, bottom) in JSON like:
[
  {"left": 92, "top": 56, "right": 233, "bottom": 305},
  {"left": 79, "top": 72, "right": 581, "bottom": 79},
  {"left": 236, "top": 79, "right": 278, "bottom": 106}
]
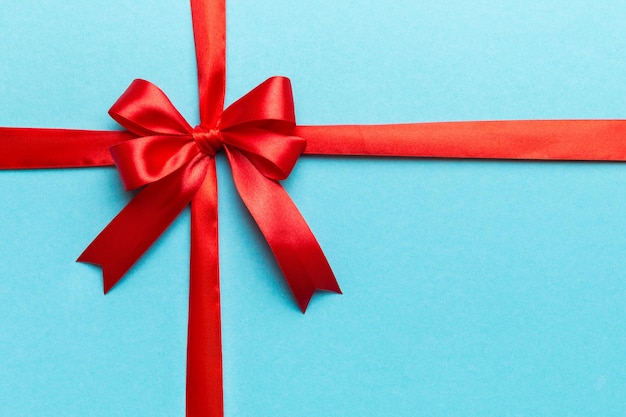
[
  {"left": 76, "top": 74, "right": 343, "bottom": 415},
  {"left": 4, "top": 1, "right": 626, "bottom": 416},
  {"left": 78, "top": 75, "right": 341, "bottom": 309}
]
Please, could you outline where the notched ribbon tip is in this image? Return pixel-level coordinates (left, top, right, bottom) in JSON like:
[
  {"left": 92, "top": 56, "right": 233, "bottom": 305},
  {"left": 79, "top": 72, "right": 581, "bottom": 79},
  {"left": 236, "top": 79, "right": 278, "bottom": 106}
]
[
  {"left": 298, "top": 286, "right": 343, "bottom": 314},
  {"left": 76, "top": 252, "right": 125, "bottom": 295},
  {"left": 292, "top": 268, "right": 343, "bottom": 313}
]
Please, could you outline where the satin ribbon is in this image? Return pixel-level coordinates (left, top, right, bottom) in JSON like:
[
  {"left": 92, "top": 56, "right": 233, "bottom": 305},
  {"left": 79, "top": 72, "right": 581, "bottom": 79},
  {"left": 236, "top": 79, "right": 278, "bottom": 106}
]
[
  {"left": 4, "top": 1, "right": 626, "bottom": 417},
  {"left": 78, "top": 76, "right": 340, "bottom": 310},
  {"left": 77, "top": 75, "right": 341, "bottom": 416}
]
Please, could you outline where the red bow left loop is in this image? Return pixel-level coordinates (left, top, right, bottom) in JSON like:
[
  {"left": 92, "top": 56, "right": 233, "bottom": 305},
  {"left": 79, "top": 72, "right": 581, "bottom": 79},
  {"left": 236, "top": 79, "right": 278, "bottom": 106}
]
[{"left": 78, "top": 76, "right": 340, "bottom": 311}]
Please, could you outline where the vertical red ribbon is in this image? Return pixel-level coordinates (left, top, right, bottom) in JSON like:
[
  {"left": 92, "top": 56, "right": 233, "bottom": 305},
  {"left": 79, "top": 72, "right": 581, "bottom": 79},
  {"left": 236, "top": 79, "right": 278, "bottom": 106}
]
[
  {"left": 188, "top": 160, "right": 223, "bottom": 417},
  {"left": 188, "top": 1, "right": 226, "bottom": 416}
]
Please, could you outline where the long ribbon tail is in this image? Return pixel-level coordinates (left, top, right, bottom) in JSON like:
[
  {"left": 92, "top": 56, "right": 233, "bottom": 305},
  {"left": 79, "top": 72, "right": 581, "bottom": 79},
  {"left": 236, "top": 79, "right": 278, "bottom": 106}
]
[
  {"left": 0, "top": 128, "right": 133, "bottom": 169},
  {"left": 187, "top": 158, "right": 223, "bottom": 417},
  {"left": 297, "top": 120, "right": 626, "bottom": 160},
  {"left": 77, "top": 155, "right": 209, "bottom": 292},
  {"left": 191, "top": 0, "right": 226, "bottom": 127},
  {"left": 226, "top": 147, "right": 341, "bottom": 312}
]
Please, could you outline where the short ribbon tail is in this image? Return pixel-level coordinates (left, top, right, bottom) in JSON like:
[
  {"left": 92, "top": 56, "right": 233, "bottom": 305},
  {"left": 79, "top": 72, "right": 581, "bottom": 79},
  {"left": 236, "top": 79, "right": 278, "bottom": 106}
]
[
  {"left": 77, "top": 155, "right": 209, "bottom": 292},
  {"left": 297, "top": 120, "right": 626, "bottom": 160},
  {"left": 225, "top": 148, "right": 340, "bottom": 312},
  {"left": 187, "top": 159, "right": 223, "bottom": 417},
  {"left": 0, "top": 128, "right": 133, "bottom": 169}
]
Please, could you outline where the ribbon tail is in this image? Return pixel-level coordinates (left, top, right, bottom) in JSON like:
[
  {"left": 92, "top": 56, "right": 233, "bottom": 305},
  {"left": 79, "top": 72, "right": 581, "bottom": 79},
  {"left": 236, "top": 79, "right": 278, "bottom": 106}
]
[
  {"left": 77, "top": 154, "right": 209, "bottom": 292},
  {"left": 297, "top": 120, "right": 626, "bottom": 160},
  {"left": 187, "top": 158, "right": 223, "bottom": 417},
  {"left": 226, "top": 148, "right": 341, "bottom": 313},
  {"left": 0, "top": 128, "right": 133, "bottom": 169}
]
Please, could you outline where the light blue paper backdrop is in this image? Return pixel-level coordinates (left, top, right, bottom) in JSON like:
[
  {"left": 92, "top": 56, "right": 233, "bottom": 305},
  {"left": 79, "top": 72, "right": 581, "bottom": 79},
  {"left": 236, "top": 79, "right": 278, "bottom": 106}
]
[{"left": 1, "top": 0, "right": 626, "bottom": 415}]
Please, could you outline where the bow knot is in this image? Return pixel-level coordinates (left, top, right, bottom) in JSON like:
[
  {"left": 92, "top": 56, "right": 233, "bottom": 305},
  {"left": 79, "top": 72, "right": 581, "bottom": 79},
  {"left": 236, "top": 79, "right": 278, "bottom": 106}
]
[{"left": 193, "top": 126, "right": 222, "bottom": 155}]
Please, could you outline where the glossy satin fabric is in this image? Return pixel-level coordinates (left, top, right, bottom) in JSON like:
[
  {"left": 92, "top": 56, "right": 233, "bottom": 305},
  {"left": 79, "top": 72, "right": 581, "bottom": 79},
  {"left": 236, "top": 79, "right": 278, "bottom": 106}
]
[
  {"left": 3, "top": 1, "right": 626, "bottom": 417},
  {"left": 0, "top": 129, "right": 132, "bottom": 168},
  {"left": 77, "top": 76, "right": 341, "bottom": 417},
  {"left": 78, "top": 76, "right": 339, "bottom": 306},
  {"left": 297, "top": 120, "right": 626, "bottom": 159},
  {"left": 4, "top": 120, "right": 626, "bottom": 170}
]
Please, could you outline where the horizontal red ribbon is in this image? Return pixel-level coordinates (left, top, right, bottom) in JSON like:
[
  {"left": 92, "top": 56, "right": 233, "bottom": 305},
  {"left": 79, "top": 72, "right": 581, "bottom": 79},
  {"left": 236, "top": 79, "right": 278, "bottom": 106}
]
[
  {"left": 0, "top": 128, "right": 132, "bottom": 168},
  {"left": 4, "top": 119, "right": 626, "bottom": 170},
  {"left": 2, "top": 0, "right": 626, "bottom": 417},
  {"left": 298, "top": 120, "right": 626, "bottom": 160}
]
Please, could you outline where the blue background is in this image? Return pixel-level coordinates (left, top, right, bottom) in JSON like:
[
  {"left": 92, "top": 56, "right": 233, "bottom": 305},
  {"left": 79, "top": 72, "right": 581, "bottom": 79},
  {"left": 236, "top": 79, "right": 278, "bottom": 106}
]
[{"left": 1, "top": 0, "right": 626, "bottom": 415}]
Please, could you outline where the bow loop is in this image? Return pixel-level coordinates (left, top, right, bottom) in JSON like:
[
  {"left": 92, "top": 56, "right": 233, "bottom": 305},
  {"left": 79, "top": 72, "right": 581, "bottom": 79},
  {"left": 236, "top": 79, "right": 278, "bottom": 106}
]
[
  {"left": 219, "top": 76, "right": 296, "bottom": 132},
  {"left": 109, "top": 79, "right": 193, "bottom": 136},
  {"left": 218, "top": 76, "right": 303, "bottom": 179},
  {"left": 110, "top": 135, "right": 199, "bottom": 191},
  {"left": 221, "top": 129, "right": 305, "bottom": 180}
]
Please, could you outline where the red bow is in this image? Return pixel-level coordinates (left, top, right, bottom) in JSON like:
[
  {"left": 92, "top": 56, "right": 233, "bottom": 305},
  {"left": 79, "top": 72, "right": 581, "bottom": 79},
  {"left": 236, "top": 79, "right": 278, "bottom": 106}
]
[{"left": 78, "top": 76, "right": 341, "bottom": 311}]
